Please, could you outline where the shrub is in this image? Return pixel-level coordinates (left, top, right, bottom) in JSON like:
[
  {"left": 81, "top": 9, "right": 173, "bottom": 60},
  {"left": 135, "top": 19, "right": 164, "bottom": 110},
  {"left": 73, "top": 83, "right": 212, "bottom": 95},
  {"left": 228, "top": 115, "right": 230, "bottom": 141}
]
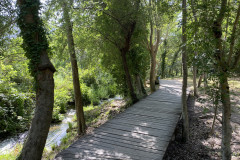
[{"left": 0, "top": 93, "right": 33, "bottom": 137}]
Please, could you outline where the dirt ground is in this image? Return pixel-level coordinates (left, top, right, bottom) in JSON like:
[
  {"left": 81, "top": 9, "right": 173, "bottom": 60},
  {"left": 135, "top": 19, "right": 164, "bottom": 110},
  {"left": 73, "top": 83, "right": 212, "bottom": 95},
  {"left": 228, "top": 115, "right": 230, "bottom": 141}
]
[{"left": 163, "top": 89, "right": 240, "bottom": 160}]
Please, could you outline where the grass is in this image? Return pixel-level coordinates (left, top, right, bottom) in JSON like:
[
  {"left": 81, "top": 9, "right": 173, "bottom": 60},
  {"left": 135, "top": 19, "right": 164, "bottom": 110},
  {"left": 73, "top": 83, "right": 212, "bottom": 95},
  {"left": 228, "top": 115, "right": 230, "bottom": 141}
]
[{"left": 0, "top": 143, "right": 22, "bottom": 160}]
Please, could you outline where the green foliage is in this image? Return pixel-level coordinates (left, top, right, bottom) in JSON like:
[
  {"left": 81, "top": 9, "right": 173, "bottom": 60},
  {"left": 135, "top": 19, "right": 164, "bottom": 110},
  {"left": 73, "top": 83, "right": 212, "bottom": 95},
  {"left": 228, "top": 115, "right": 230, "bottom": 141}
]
[
  {"left": 0, "top": 37, "right": 34, "bottom": 137},
  {"left": 17, "top": 0, "right": 50, "bottom": 82},
  {"left": 0, "top": 93, "right": 33, "bottom": 137}
]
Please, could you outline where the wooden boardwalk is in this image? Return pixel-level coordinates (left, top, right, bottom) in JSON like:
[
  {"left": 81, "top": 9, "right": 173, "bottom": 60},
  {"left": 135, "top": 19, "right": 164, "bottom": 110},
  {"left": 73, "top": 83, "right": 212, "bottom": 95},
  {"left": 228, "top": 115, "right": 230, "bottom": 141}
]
[{"left": 55, "top": 80, "right": 182, "bottom": 160}]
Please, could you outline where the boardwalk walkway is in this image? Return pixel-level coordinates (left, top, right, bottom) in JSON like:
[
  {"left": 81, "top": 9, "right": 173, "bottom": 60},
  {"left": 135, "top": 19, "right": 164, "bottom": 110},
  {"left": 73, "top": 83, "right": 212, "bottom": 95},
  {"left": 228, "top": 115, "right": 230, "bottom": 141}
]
[{"left": 55, "top": 80, "right": 182, "bottom": 160}]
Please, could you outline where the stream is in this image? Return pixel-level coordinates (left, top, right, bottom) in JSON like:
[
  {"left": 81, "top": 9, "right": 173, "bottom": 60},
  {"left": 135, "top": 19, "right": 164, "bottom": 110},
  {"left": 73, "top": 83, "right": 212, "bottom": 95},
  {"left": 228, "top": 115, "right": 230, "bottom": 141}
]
[
  {"left": 0, "top": 95, "right": 122, "bottom": 154},
  {"left": 0, "top": 109, "right": 76, "bottom": 154}
]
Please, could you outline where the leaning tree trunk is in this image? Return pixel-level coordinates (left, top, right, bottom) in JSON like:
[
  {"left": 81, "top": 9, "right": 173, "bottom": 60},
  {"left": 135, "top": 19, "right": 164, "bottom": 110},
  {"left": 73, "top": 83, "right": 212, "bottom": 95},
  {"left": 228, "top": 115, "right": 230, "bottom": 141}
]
[
  {"left": 181, "top": 0, "right": 189, "bottom": 142},
  {"left": 62, "top": 1, "right": 86, "bottom": 134},
  {"left": 121, "top": 50, "right": 138, "bottom": 103},
  {"left": 17, "top": 0, "right": 56, "bottom": 159}
]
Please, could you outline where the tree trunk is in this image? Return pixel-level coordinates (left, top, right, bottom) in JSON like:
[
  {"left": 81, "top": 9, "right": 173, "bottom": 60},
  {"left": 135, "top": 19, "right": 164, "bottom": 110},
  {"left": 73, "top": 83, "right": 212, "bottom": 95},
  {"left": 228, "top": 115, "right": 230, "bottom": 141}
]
[
  {"left": 181, "top": 64, "right": 183, "bottom": 76},
  {"left": 204, "top": 73, "right": 208, "bottom": 88},
  {"left": 135, "top": 74, "right": 146, "bottom": 98},
  {"left": 212, "top": 0, "right": 231, "bottom": 158},
  {"left": 198, "top": 74, "right": 203, "bottom": 88},
  {"left": 182, "top": 0, "right": 189, "bottom": 142},
  {"left": 210, "top": 95, "right": 218, "bottom": 135},
  {"left": 161, "top": 39, "right": 167, "bottom": 79},
  {"left": 147, "top": 0, "right": 161, "bottom": 93},
  {"left": 139, "top": 76, "right": 147, "bottom": 96},
  {"left": 220, "top": 73, "right": 232, "bottom": 160},
  {"left": 17, "top": 0, "right": 56, "bottom": 159},
  {"left": 121, "top": 51, "right": 138, "bottom": 103},
  {"left": 63, "top": 1, "right": 86, "bottom": 134},
  {"left": 193, "top": 65, "right": 198, "bottom": 97},
  {"left": 150, "top": 53, "right": 157, "bottom": 93}
]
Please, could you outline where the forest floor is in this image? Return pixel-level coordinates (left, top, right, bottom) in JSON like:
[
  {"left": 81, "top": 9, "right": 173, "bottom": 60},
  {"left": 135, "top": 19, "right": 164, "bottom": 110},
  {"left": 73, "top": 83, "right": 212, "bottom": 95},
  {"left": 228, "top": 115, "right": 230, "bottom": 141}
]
[{"left": 163, "top": 78, "right": 240, "bottom": 160}]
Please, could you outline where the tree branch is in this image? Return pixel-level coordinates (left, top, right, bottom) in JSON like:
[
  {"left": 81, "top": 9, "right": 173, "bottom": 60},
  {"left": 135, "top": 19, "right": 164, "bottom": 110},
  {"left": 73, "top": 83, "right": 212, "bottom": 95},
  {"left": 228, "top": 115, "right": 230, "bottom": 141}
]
[
  {"left": 91, "top": 27, "right": 120, "bottom": 50},
  {"left": 228, "top": 2, "right": 240, "bottom": 65}
]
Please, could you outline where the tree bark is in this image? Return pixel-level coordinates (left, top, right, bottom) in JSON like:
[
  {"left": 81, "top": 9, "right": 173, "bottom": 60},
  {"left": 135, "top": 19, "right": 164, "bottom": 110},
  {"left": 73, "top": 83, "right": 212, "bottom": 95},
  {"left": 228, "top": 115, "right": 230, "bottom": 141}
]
[
  {"left": 193, "top": 65, "right": 198, "bottom": 97},
  {"left": 161, "top": 39, "right": 167, "bottom": 79},
  {"left": 17, "top": 0, "right": 56, "bottom": 159},
  {"left": 135, "top": 74, "right": 147, "bottom": 98},
  {"left": 62, "top": 2, "right": 86, "bottom": 134},
  {"left": 220, "top": 74, "right": 232, "bottom": 160},
  {"left": 212, "top": 0, "right": 232, "bottom": 158},
  {"left": 204, "top": 73, "right": 208, "bottom": 88},
  {"left": 150, "top": 52, "right": 157, "bottom": 92},
  {"left": 198, "top": 74, "right": 203, "bottom": 88},
  {"left": 121, "top": 50, "right": 138, "bottom": 103},
  {"left": 147, "top": 0, "right": 161, "bottom": 93},
  {"left": 182, "top": 0, "right": 189, "bottom": 142}
]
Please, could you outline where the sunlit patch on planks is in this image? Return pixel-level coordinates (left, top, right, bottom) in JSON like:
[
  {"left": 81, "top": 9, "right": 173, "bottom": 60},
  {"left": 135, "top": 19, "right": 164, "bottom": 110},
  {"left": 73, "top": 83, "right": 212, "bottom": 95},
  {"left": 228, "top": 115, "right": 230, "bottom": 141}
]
[{"left": 55, "top": 80, "right": 182, "bottom": 160}]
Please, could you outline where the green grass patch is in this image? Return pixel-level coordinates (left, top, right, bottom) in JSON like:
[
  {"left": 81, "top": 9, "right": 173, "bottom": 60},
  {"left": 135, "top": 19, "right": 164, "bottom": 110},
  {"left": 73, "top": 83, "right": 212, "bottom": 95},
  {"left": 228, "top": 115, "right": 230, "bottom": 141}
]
[{"left": 0, "top": 143, "right": 22, "bottom": 160}]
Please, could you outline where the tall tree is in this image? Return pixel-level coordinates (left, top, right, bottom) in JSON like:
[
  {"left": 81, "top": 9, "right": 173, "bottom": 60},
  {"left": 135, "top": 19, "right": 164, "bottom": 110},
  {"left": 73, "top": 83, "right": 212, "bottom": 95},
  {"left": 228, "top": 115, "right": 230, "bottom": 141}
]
[
  {"left": 181, "top": 0, "right": 189, "bottom": 142},
  {"left": 146, "top": 0, "right": 161, "bottom": 93},
  {"left": 94, "top": 0, "right": 143, "bottom": 103},
  {"left": 190, "top": 0, "right": 198, "bottom": 97},
  {"left": 62, "top": 1, "right": 86, "bottom": 134},
  {"left": 16, "top": 0, "right": 56, "bottom": 159},
  {"left": 211, "top": 0, "right": 240, "bottom": 159}
]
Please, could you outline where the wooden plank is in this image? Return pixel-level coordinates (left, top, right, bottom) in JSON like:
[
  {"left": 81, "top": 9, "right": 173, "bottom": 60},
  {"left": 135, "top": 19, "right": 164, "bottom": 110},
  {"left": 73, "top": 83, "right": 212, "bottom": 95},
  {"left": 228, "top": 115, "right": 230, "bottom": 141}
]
[
  {"left": 106, "top": 118, "right": 177, "bottom": 130},
  {"left": 70, "top": 141, "right": 161, "bottom": 159},
  {"left": 57, "top": 146, "right": 134, "bottom": 160},
  {"left": 117, "top": 112, "right": 180, "bottom": 121},
  {"left": 93, "top": 127, "right": 170, "bottom": 143},
  {"left": 122, "top": 109, "right": 180, "bottom": 116},
  {"left": 126, "top": 107, "right": 181, "bottom": 114},
  {"left": 98, "top": 123, "right": 174, "bottom": 137},
  {"left": 90, "top": 132, "right": 167, "bottom": 150},
  {"left": 72, "top": 136, "right": 163, "bottom": 154}
]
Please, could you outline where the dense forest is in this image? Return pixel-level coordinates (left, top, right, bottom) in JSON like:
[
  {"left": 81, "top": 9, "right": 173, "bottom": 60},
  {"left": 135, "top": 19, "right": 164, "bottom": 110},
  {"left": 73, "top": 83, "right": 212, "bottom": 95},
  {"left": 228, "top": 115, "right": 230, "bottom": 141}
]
[{"left": 0, "top": 0, "right": 240, "bottom": 159}]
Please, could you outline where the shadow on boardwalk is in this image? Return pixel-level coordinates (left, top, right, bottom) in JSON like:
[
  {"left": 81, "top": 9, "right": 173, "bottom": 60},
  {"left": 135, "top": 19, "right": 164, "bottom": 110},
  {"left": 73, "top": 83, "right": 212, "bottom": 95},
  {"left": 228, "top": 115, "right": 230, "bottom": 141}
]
[{"left": 55, "top": 80, "right": 182, "bottom": 160}]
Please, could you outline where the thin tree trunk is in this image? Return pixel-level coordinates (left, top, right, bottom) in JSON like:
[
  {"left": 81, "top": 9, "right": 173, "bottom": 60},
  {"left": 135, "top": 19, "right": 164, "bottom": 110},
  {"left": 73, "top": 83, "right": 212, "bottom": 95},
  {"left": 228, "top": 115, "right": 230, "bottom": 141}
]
[
  {"left": 63, "top": 2, "right": 86, "bottom": 134},
  {"left": 161, "top": 39, "right": 167, "bottom": 79},
  {"left": 181, "top": 64, "right": 183, "bottom": 76},
  {"left": 210, "top": 96, "right": 218, "bottom": 135},
  {"left": 204, "top": 73, "right": 208, "bottom": 88},
  {"left": 182, "top": 0, "right": 189, "bottom": 142},
  {"left": 17, "top": 0, "right": 56, "bottom": 159},
  {"left": 198, "top": 74, "right": 203, "bottom": 88},
  {"left": 193, "top": 65, "right": 198, "bottom": 97}
]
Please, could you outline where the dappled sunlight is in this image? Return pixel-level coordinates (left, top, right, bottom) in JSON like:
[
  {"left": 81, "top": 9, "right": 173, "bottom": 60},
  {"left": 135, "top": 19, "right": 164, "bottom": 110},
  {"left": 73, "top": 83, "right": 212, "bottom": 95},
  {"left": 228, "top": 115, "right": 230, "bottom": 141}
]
[{"left": 55, "top": 80, "right": 182, "bottom": 159}]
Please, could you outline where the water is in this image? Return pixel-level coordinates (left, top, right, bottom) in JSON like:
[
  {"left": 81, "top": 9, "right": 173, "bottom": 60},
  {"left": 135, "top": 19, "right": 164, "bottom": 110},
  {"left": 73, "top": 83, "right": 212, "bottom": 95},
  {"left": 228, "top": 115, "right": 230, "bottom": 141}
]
[
  {"left": 0, "top": 109, "right": 76, "bottom": 154},
  {"left": 0, "top": 95, "right": 122, "bottom": 154}
]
